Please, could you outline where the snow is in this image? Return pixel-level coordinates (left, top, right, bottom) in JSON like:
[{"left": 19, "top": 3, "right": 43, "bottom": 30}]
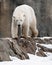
[
  {"left": 40, "top": 44, "right": 52, "bottom": 49},
  {"left": 40, "top": 37, "right": 52, "bottom": 39},
  {"left": 0, "top": 53, "right": 52, "bottom": 65}
]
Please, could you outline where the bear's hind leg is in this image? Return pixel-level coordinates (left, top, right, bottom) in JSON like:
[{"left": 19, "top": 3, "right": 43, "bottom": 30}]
[{"left": 30, "top": 26, "right": 38, "bottom": 37}]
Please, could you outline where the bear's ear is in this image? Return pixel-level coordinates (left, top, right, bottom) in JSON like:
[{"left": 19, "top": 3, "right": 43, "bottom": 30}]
[
  {"left": 12, "top": 16, "right": 16, "bottom": 20},
  {"left": 12, "top": 16, "right": 15, "bottom": 19},
  {"left": 12, "top": 16, "right": 16, "bottom": 22}
]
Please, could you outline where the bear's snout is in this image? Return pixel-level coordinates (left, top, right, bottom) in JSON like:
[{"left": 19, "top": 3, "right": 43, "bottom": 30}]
[{"left": 16, "top": 20, "right": 23, "bottom": 25}]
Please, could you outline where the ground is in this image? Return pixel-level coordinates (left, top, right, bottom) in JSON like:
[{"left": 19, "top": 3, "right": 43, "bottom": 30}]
[{"left": 0, "top": 37, "right": 52, "bottom": 65}]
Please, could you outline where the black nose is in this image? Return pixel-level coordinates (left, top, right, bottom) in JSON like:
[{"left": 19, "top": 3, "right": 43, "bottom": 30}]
[
  {"left": 18, "top": 25, "right": 22, "bottom": 37},
  {"left": 18, "top": 24, "right": 20, "bottom": 26}
]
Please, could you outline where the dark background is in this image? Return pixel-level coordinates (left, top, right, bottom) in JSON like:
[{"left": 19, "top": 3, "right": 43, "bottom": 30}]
[{"left": 0, "top": 0, "right": 52, "bottom": 37}]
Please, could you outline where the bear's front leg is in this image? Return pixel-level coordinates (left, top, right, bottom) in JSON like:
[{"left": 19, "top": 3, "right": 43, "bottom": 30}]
[
  {"left": 22, "top": 25, "right": 30, "bottom": 38},
  {"left": 11, "top": 21, "right": 18, "bottom": 39}
]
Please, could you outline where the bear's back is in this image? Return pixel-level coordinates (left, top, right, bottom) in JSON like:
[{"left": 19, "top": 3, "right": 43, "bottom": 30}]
[
  {"left": 13, "top": 4, "right": 35, "bottom": 20},
  {"left": 15, "top": 4, "right": 33, "bottom": 12}
]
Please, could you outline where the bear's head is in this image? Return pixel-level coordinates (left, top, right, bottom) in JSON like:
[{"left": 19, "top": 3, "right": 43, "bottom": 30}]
[{"left": 13, "top": 12, "right": 26, "bottom": 26}]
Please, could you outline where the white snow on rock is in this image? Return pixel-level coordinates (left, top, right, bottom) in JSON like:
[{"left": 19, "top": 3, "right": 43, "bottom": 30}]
[
  {"left": 0, "top": 53, "right": 52, "bottom": 65},
  {"left": 0, "top": 37, "right": 52, "bottom": 65},
  {"left": 40, "top": 44, "right": 52, "bottom": 49}
]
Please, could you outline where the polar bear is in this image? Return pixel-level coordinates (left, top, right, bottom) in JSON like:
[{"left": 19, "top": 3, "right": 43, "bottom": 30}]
[{"left": 11, "top": 4, "right": 38, "bottom": 38}]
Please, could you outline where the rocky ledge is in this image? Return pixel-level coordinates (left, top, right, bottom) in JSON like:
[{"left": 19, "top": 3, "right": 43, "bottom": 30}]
[{"left": 0, "top": 37, "right": 52, "bottom": 61}]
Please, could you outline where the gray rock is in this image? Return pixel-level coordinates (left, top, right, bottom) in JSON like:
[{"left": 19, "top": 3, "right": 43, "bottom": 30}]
[
  {"left": 0, "top": 37, "right": 52, "bottom": 61},
  {"left": 0, "top": 38, "right": 29, "bottom": 61},
  {"left": 36, "top": 49, "right": 47, "bottom": 57},
  {"left": 18, "top": 37, "right": 36, "bottom": 55},
  {"left": 0, "top": 39, "right": 11, "bottom": 61},
  {"left": 37, "top": 44, "right": 52, "bottom": 52}
]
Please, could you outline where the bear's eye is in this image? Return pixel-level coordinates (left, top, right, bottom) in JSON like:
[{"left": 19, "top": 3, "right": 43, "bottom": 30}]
[
  {"left": 16, "top": 20, "right": 18, "bottom": 22},
  {"left": 20, "top": 19, "right": 22, "bottom": 21},
  {"left": 23, "top": 14, "right": 25, "bottom": 17}
]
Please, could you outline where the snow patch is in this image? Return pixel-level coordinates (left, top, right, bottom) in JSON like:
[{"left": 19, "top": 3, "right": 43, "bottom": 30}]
[
  {"left": 0, "top": 53, "right": 52, "bottom": 65},
  {"left": 40, "top": 44, "right": 52, "bottom": 49}
]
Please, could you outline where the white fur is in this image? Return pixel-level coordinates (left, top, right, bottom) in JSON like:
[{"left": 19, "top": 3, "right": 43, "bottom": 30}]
[{"left": 11, "top": 4, "right": 38, "bottom": 38}]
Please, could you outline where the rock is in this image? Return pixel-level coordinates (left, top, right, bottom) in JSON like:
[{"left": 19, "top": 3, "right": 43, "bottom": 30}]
[
  {"left": 0, "top": 37, "right": 52, "bottom": 61},
  {"left": 0, "top": 38, "right": 29, "bottom": 61},
  {"left": 10, "top": 39, "right": 29, "bottom": 60},
  {"left": 44, "top": 38, "right": 52, "bottom": 44},
  {"left": 49, "top": 38, "right": 52, "bottom": 44},
  {"left": 0, "top": 39, "right": 11, "bottom": 61},
  {"left": 36, "top": 49, "right": 47, "bottom": 57},
  {"left": 37, "top": 44, "right": 52, "bottom": 52},
  {"left": 0, "top": 52, "right": 11, "bottom": 61},
  {"left": 18, "top": 37, "right": 36, "bottom": 54},
  {"left": 33, "top": 37, "right": 45, "bottom": 44}
]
